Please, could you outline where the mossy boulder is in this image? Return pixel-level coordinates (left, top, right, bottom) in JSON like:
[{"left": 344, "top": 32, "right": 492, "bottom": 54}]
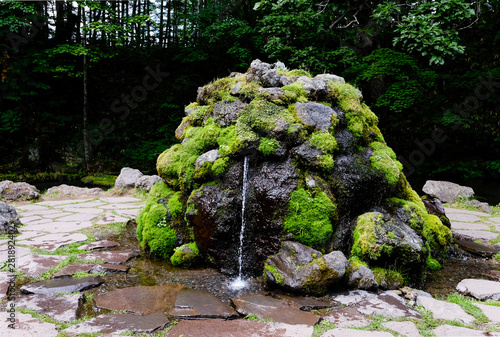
[{"left": 140, "top": 59, "right": 451, "bottom": 286}]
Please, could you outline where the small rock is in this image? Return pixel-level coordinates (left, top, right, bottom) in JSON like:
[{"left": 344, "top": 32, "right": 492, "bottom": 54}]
[
  {"left": 465, "top": 199, "right": 493, "bottom": 214},
  {"left": 456, "top": 279, "right": 500, "bottom": 300},
  {"left": 170, "top": 288, "right": 239, "bottom": 319},
  {"left": 0, "top": 180, "right": 39, "bottom": 201},
  {"left": 115, "top": 167, "right": 143, "bottom": 189},
  {"left": 258, "top": 87, "right": 285, "bottom": 101},
  {"left": 194, "top": 149, "right": 220, "bottom": 169},
  {"left": 134, "top": 175, "right": 163, "bottom": 191},
  {"left": 212, "top": 99, "right": 246, "bottom": 127},
  {"left": 21, "top": 276, "right": 104, "bottom": 295},
  {"left": 347, "top": 265, "right": 378, "bottom": 290},
  {"left": 321, "top": 306, "right": 372, "bottom": 328},
  {"left": 332, "top": 290, "right": 378, "bottom": 306},
  {"left": 295, "top": 102, "right": 336, "bottom": 132},
  {"left": 0, "top": 201, "right": 20, "bottom": 234},
  {"left": 78, "top": 240, "right": 120, "bottom": 251},
  {"left": 422, "top": 180, "right": 474, "bottom": 203}
]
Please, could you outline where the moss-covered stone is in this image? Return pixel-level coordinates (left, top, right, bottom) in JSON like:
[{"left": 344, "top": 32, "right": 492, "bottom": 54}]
[
  {"left": 170, "top": 242, "right": 199, "bottom": 267},
  {"left": 423, "top": 214, "right": 452, "bottom": 250},
  {"left": 264, "top": 264, "right": 284, "bottom": 284},
  {"left": 81, "top": 175, "right": 117, "bottom": 187},
  {"left": 372, "top": 267, "right": 404, "bottom": 289},
  {"left": 369, "top": 141, "right": 403, "bottom": 186},
  {"left": 258, "top": 137, "right": 280, "bottom": 156},
  {"left": 310, "top": 131, "right": 338, "bottom": 154},
  {"left": 281, "top": 82, "right": 308, "bottom": 103},
  {"left": 284, "top": 188, "right": 336, "bottom": 249}
]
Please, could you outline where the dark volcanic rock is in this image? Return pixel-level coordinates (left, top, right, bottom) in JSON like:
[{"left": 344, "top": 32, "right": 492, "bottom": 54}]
[
  {"left": 0, "top": 201, "right": 20, "bottom": 234},
  {"left": 21, "top": 276, "right": 104, "bottom": 294},
  {"left": 295, "top": 102, "right": 336, "bottom": 132},
  {"left": 169, "top": 288, "right": 239, "bottom": 319},
  {"left": 422, "top": 196, "right": 451, "bottom": 228}
]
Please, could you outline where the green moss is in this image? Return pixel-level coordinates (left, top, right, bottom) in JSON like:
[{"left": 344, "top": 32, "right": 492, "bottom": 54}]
[
  {"left": 278, "top": 68, "right": 312, "bottom": 78},
  {"left": 170, "top": 242, "right": 199, "bottom": 267},
  {"left": 388, "top": 231, "right": 395, "bottom": 239},
  {"left": 212, "top": 157, "right": 229, "bottom": 176},
  {"left": 395, "top": 174, "right": 426, "bottom": 210},
  {"left": 369, "top": 141, "right": 403, "bottom": 186},
  {"left": 351, "top": 212, "right": 384, "bottom": 261},
  {"left": 259, "top": 137, "right": 280, "bottom": 156},
  {"left": 186, "top": 105, "right": 212, "bottom": 126},
  {"left": 282, "top": 82, "right": 308, "bottom": 103},
  {"left": 185, "top": 102, "right": 198, "bottom": 110},
  {"left": 237, "top": 80, "right": 261, "bottom": 100},
  {"left": 310, "top": 131, "right": 338, "bottom": 154},
  {"left": 284, "top": 188, "right": 336, "bottom": 249},
  {"left": 80, "top": 175, "right": 116, "bottom": 187},
  {"left": 157, "top": 118, "right": 221, "bottom": 191},
  {"left": 197, "top": 77, "right": 237, "bottom": 105},
  {"left": 237, "top": 98, "right": 296, "bottom": 135},
  {"left": 317, "top": 154, "right": 335, "bottom": 171},
  {"left": 423, "top": 214, "right": 452, "bottom": 250},
  {"left": 264, "top": 264, "right": 284, "bottom": 284},
  {"left": 372, "top": 267, "right": 404, "bottom": 287},
  {"left": 426, "top": 256, "right": 442, "bottom": 270}
]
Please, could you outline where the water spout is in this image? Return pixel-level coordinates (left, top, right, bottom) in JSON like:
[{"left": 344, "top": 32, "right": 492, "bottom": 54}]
[{"left": 229, "top": 156, "right": 249, "bottom": 290}]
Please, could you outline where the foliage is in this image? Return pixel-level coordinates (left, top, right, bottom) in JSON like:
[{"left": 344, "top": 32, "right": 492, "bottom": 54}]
[{"left": 258, "top": 137, "right": 280, "bottom": 156}]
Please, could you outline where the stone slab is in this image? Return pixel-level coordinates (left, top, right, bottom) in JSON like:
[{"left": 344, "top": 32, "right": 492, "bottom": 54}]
[
  {"left": 0, "top": 245, "right": 32, "bottom": 261},
  {"left": 275, "top": 294, "right": 334, "bottom": 311},
  {"left": 416, "top": 296, "right": 475, "bottom": 324},
  {"left": 100, "top": 203, "right": 144, "bottom": 209},
  {"left": 451, "top": 222, "right": 491, "bottom": 230},
  {"left": 38, "top": 199, "right": 92, "bottom": 206},
  {"left": 23, "top": 221, "right": 94, "bottom": 233},
  {"left": 444, "top": 208, "right": 489, "bottom": 217},
  {"left": 16, "top": 204, "right": 50, "bottom": 212},
  {"left": 38, "top": 212, "right": 69, "bottom": 219},
  {"left": 322, "top": 306, "right": 372, "bottom": 328},
  {"left": 55, "top": 213, "right": 99, "bottom": 222},
  {"left": 232, "top": 294, "right": 320, "bottom": 326},
  {"left": 52, "top": 263, "right": 95, "bottom": 278},
  {"left": 15, "top": 230, "right": 45, "bottom": 240},
  {"left": 51, "top": 200, "right": 103, "bottom": 208},
  {"left": 99, "top": 197, "right": 141, "bottom": 203},
  {"left": 447, "top": 213, "right": 482, "bottom": 222},
  {"left": 114, "top": 209, "right": 141, "bottom": 218},
  {"left": 16, "top": 293, "right": 83, "bottom": 322},
  {"left": 170, "top": 288, "right": 239, "bottom": 319},
  {"left": 77, "top": 249, "right": 137, "bottom": 264},
  {"left": 456, "top": 279, "right": 500, "bottom": 300},
  {"left": 434, "top": 325, "right": 500, "bottom": 336},
  {"left": 166, "top": 320, "right": 314, "bottom": 337},
  {"left": 20, "top": 216, "right": 42, "bottom": 223},
  {"left": 17, "top": 254, "right": 67, "bottom": 278},
  {"left": 0, "top": 271, "right": 11, "bottom": 299},
  {"left": 18, "top": 233, "right": 88, "bottom": 251},
  {"left": 25, "top": 218, "right": 52, "bottom": 225},
  {"left": 95, "top": 213, "right": 130, "bottom": 225},
  {"left": 79, "top": 240, "right": 120, "bottom": 251},
  {"left": 382, "top": 321, "right": 422, "bottom": 337},
  {"left": 332, "top": 290, "right": 377, "bottom": 306},
  {"left": 95, "top": 284, "right": 185, "bottom": 315},
  {"left": 0, "top": 310, "right": 59, "bottom": 337},
  {"left": 19, "top": 210, "right": 63, "bottom": 217},
  {"left": 91, "top": 263, "right": 129, "bottom": 274},
  {"left": 473, "top": 303, "right": 500, "bottom": 323},
  {"left": 21, "top": 275, "right": 104, "bottom": 294},
  {"left": 321, "top": 329, "right": 394, "bottom": 337},
  {"left": 454, "top": 238, "right": 498, "bottom": 257},
  {"left": 491, "top": 217, "right": 500, "bottom": 224},
  {"left": 64, "top": 311, "right": 170, "bottom": 334},
  {"left": 63, "top": 207, "right": 105, "bottom": 214},
  {"left": 356, "top": 291, "right": 421, "bottom": 319},
  {"left": 452, "top": 230, "right": 499, "bottom": 241}
]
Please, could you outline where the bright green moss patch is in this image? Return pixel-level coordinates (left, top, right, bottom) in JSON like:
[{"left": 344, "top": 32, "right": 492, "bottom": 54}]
[
  {"left": 197, "top": 77, "right": 237, "bottom": 105},
  {"left": 423, "top": 214, "right": 452, "bottom": 250},
  {"left": 351, "top": 212, "right": 384, "bottom": 261},
  {"left": 170, "top": 242, "right": 199, "bottom": 267},
  {"left": 427, "top": 256, "right": 442, "bottom": 270},
  {"left": 237, "top": 98, "right": 296, "bottom": 135},
  {"left": 278, "top": 68, "right": 312, "bottom": 78},
  {"left": 310, "top": 131, "right": 338, "bottom": 154},
  {"left": 259, "top": 137, "right": 280, "bottom": 156},
  {"left": 317, "top": 154, "right": 335, "bottom": 171},
  {"left": 186, "top": 105, "right": 211, "bottom": 126},
  {"left": 212, "top": 157, "right": 229, "bottom": 176},
  {"left": 80, "top": 175, "right": 116, "bottom": 187},
  {"left": 372, "top": 267, "right": 404, "bottom": 287},
  {"left": 369, "top": 141, "right": 403, "bottom": 186},
  {"left": 264, "top": 264, "right": 284, "bottom": 284},
  {"left": 282, "top": 82, "right": 308, "bottom": 103},
  {"left": 284, "top": 188, "right": 336, "bottom": 249}
]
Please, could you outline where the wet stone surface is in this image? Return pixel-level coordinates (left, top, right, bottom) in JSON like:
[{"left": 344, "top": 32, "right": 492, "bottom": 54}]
[
  {"left": 170, "top": 288, "right": 239, "bottom": 319},
  {"left": 21, "top": 275, "right": 104, "bottom": 294},
  {"left": 16, "top": 293, "right": 83, "bottom": 322}
]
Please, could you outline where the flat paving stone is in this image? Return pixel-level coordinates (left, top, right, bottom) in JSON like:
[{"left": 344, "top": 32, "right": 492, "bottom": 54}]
[
  {"left": 0, "top": 310, "right": 59, "bottom": 337},
  {"left": 20, "top": 215, "right": 42, "bottom": 223},
  {"left": 16, "top": 293, "right": 84, "bottom": 322},
  {"left": 64, "top": 311, "right": 170, "bottom": 334},
  {"left": 332, "top": 290, "right": 378, "bottom": 306},
  {"left": 321, "top": 329, "right": 394, "bottom": 337},
  {"left": 25, "top": 218, "right": 53, "bottom": 225},
  {"left": 416, "top": 296, "right": 475, "bottom": 324},
  {"left": 434, "top": 324, "right": 500, "bottom": 336},
  {"left": 356, "top": 291, "right": 421, "bottom": 319},
  {"left": 21, "top": 275, "right": 104, "bottom": 294},
  {"left": 17, "top": 254, "right": 67, "bottom": 278},
  {"left": 95, "top": 284, "right": 185, "bottom": 315},
  {"left": 452, "top": 230, "right": 498, "bottom": 241},
  {"left": 64, "top": 207, "right": 105, "bottom": 214},
  {"left": 39, "top": 212, "right": 69, "bottom": 219},
  {"left": 447, "top": 213, "right": 482, "bottom": 222},
  {"left": 473, "top": 303, "right": 500, "bottom": 323},
  {"left": 95, "top": 213, "right": 130, "bottom": 225},
  {"left": 53, "top": 200, "right": 106, "bottom": 208},
  {"left": 170, "top": 288, "right": 239, "bottom": 319},
  {"left": 16, "top": 204, "right": 50, "bottom": 212},
  {"left": 382, "top": 321, "right": 422, "bottom": 337},
  {"left": 55, "top": 213, "right": 99, "bottom": 222},
  {"left": 79, "top": 240, "right": 120, "bottom": 250},
  {"left": 451, "top": 222, "right": 491, "bottom": 230},
  {"left": 275, "top": 294, "right": 334, "bottom": 311},
  {"left": 322, "top": 306, "right": 372, "bottom": 328},
  {"left": 491, "top": 217, "right": 500, "bottom": 223},
  {"left": 444, "top": 208, "right": 490, "bottom": 217},
  {"left": 0, "top": 271, "right": 12, "bottom": 299},
  {"left": 99, "top": 197, "right": 141, "bottom": 203},
  {"left": 456, "top": 278, "right": 500, "bottom": 300},
  {"left": 16, "top": 230, "right": 46, "bottom": 240},
  {"left": 38, "top": 199, "right": 92, "bottom": 206},
  {"left": 20, "top": 210, "right": 64, "bottom": 217},
  {"left": 52, "top": 263, "right": 94, "bottom": 278},
  {"left": 166, "top": 320, "right": 314, "bottom": 337},
  {"left": 78, "top": 249, "right": 137, "bottom": 264},
  {"left": 18, "top": 232, "right": 88, "bottom": 251},
  {"left": 232, "top": 294, "right": 321, "bottom": 326},
  {"left": 114, "top": 209, "right": 141, "bottom": 218},
  {"left": 0, "top": 245, "right": 32, "bottom": 261},
  {"left": 453, "top": 238, "right": 498, "bottom": 257},
  {"left": 24, "top": 221, "right": 94, "bottom": 233},
  {"left": 100, "top": 203, "right": 144, "bottom": 209}
]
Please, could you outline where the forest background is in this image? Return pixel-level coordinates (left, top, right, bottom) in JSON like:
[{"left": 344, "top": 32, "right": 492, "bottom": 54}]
[{"left": 1, "top": 0, "right": 499, "bottom": 198}]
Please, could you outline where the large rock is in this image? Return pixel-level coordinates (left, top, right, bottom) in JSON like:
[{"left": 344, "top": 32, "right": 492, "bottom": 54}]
[
  {"left": 456, "top": 279, "right": 500, "bottom": 300},
  {"left": 45, "top": 184, "right": 103, "bottom": 197},
  {"left": 422, "top": 180, "right": 475, "bottom": 203},
  {"left": 263, "top": 241, "right": 347, "bottom": 296},
  {"left": 0, "top": 201, "right": 20, "bottom": 234},
  {"left": 21, "top": 276, "right": 104, "bottom": 294},
  {"left": 115, "top": 167, "right": 143, "bottom": 189},
  {"left": 134, "top": 175, "right": 163, "bottom": 191},
  {"left": 0, "top": 180, "right": 39, "bottom": 201}
]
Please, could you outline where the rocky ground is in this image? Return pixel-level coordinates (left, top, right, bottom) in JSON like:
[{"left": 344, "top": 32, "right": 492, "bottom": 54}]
[{"left": 1, "top": 191, "right": 500, "bottom": 337}]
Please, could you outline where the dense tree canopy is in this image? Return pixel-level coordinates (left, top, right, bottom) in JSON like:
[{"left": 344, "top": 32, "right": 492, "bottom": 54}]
[{"left": 0, "top": 0, "right": 499, "bottom": 189}]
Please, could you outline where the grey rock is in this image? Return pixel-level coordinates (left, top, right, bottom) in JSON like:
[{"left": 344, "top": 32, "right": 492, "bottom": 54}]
[
  {"left": 46, "top": 184, "right": 103, "bottom": 197},
  {"left": 21, "top": 276, "right": 104, "bottom": 295},
  {"left": 356, "top": 291, "right": 421, "bottom": 319},
  {"left": 258, "top": 87, "right": 285, "bottom": 101},
  {"left": 16, "top": 293, "right": 84, "bottom": 322},
  {"left": 348, "top": 265, "right": 378, "bottom": 290},
  {"left": 422, "top": 180, "right": 475, "bottom": 203},
  {"left": 295, "top": 102, "right": 335, "bottom": 132},
  {"left": 175, "top": 118, "right": 191, "bottom": 139},
  {"left": 263, "top": 241, "right": 347, "bottom": 296},
  {"left": 213, "top": 99, "right": 246, "bottom": 127},
  {"left": 134, "top": 175, "right": 163, "bottom": 191},
  {"left": 382, "top": 321, "right": 422, "bottom": 337},
  {"left": 315, "top": 73, "right": 345, "bottom": 84},
  {"left": 195, "top": 149, "right": 220, "bottom": 169},
  {"left": 291, "top": 142, "right": 323, "bottom": 164},
  {"left": 262, "top": 69, "right": 281, "bottom": 87},
  {"left": 115, "top": 167, "right": 143, "bottom": 189},
  {"left": 465, "top": 199, "right": 493, "bottom": 214},
  {"left": 416, "top": 296, "right": 475, "bottom": 324},
  {"left": 473, "top": 302, "right": 500, "bottom": 323},
  {"left": 456, "top": 278, "right": 500, "bottom": 300},
  {"left": 231, "top": 81, "right": 242, "bottom": 95},
  {"left": 333, "top": 290, "right": 378, "bottom": 306},
  {"left": 0, "top": 180, "right": 39, "bottom": 201},
  {"left": 0, "top": 201, "right": 20, "bottom": 234},
  {"left": 422, "top": 196, "right": 451, "bottom": 228}
]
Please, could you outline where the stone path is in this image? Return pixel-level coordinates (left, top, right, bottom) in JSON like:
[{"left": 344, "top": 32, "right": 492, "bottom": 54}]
[{"left": 0, "top": 196, "right": 499, "bottom": 336}]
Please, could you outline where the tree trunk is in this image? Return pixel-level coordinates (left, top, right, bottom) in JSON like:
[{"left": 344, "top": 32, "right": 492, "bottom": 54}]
[
  {"left": 166, "top": 0, "right": 172, "bottom": 47},
  {"left": 159, "top": 0, "right": 164, "bottom": 47}
]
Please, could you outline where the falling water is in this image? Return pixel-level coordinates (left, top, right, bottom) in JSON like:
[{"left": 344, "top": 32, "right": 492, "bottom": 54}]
[{"left": 229, "top": 155, "right": 249, "bottom": 290}]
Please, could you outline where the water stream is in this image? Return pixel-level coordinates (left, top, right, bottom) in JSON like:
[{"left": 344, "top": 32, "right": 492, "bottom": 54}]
[{"left": 229, "top": 155, "right": 250, "bottom": 290}]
